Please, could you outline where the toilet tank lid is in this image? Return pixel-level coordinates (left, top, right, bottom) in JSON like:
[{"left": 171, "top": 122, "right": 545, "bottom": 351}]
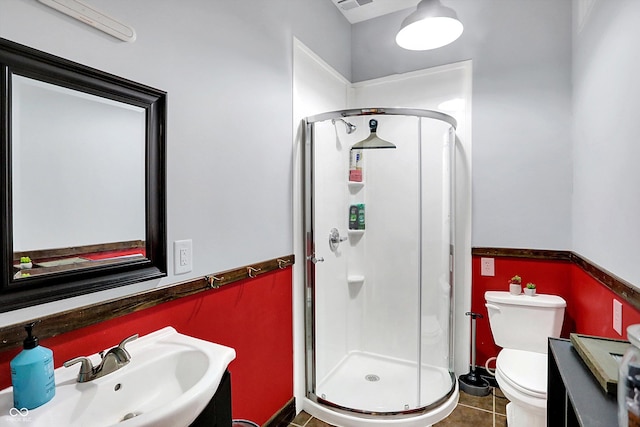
[{"left": 485, "top": 291, "right": 566, "bottom": 308}]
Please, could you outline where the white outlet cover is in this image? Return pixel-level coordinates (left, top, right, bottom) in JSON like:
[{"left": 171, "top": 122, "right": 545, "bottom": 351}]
[
  {"left": 613, "top": 299, "right": 623, "bottom": 335},
  {"left": 174, "top": 239, "right": 192, "bottom": 275},
  {"left": 480, "top": 257, "right": 495, "bottom": 276}
]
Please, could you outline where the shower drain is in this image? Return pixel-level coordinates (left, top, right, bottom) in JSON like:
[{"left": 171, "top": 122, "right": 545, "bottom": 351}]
[{"left": 365, "top": 374, "right": 380, "bottom": 382}]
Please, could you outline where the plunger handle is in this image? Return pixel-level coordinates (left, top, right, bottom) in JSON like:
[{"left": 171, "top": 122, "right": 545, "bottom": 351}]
[{"left": 465, "top": 312, "right": 484, "bottom": 372}]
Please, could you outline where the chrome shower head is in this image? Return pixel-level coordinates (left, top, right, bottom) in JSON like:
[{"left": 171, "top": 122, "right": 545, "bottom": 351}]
[{"left": 332, "top": 118, "right": 357, "bottom": 134}]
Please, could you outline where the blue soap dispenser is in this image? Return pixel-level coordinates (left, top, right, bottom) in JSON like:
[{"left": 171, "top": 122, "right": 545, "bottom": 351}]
[{"left": 10, "top": 323, "right": 55, "bottom": 409}]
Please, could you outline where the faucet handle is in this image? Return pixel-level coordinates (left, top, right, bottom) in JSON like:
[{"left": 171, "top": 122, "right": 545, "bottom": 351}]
[
  {"left": 117, "top": 334, "right": 138, "bottom": 360},
  {"left": 64, "top": 356, "right": 95, "bottom": 382},
  {"left": 64, "top": 356, "right": 94, "bottom": 373},
  {"left": 118, "top": 334, "right": 138, "bottom": 351}
]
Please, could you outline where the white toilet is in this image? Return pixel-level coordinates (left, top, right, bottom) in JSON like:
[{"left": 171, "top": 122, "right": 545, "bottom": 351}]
[{"left": 485, "top": 291, "right": 566, "bottom": 427}]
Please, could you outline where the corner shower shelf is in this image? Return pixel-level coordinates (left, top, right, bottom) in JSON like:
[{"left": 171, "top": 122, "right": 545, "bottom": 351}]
[
  {"left": 347, "top": 275, "right": 365, "bottom": 285},
  {"left": 348, "top": 181, "right": 364, "bottom": 190},
  {"left": 347, "top": 229, "right": 365, "bottom": 235}
]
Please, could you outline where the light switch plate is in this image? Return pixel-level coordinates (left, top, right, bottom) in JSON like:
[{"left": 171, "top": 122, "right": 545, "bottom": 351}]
[{"left": 174, "top": 239, "right": 192, "bottom": 275}]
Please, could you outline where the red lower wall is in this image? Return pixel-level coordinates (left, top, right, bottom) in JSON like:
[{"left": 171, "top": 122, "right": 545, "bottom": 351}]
[
  {"left": 472, "top": 255, "right": 640, "bottom": 368},
  {"left": 6, "top": 254, "right": 637, "bottom": 422},
  {"left": 0, "top": 268, "right": 293, "bottom": 425}
]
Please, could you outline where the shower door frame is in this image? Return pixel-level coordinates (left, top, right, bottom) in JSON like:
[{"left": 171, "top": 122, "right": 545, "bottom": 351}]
[{"left": 303, "top": 108, "right": 458, "bottom": 416}]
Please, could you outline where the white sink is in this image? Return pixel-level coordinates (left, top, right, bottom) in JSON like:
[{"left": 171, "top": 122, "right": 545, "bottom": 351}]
[{"left": 0, "top": 327, "right": 236, "bottom": 427}]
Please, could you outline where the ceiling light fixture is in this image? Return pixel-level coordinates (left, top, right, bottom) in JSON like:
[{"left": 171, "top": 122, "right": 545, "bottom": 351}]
[{"left": 396, "top": 0, "right": 463, "bottom": 51}]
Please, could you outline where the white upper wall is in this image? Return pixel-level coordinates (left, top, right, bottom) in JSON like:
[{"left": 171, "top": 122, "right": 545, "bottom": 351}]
[
  {"left": 0, "top": 0, "right": 350, "bottom": 322},
  {"left": 4, "top": 0, "right": 639, "bottom": 318},
  {"left": 352, "top": 0, "right": 573, "bottom": 250},
  {"left": 0, "top": 0, "right": 350, "bottom": 268},
  {"left": 572, "top": 0, "right": 640, "bottom": 286}
]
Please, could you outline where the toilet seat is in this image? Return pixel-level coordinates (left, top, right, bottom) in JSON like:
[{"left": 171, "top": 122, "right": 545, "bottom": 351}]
[{"left": 496, "top": 349, "right": 547, "bottom": 401}]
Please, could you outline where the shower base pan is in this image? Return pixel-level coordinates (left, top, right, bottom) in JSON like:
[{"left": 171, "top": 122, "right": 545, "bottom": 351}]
[{"left": 316, "top": 351, "right": 454, "bottom": 414}]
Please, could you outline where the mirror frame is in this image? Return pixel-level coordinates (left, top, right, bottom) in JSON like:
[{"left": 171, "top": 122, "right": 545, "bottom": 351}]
[{"left": 0, "top": 38, "right": 167, "bottom": 312}]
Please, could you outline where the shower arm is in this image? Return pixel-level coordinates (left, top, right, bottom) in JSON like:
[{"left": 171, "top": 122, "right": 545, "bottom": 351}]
[{"left": 331, "top": 118, "right": 356, "bottom": 134}]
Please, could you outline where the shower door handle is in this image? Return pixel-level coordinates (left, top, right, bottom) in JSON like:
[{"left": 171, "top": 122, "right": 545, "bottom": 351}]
[{"left": 307, "top": 255, "right": 324, "bottom": 264}]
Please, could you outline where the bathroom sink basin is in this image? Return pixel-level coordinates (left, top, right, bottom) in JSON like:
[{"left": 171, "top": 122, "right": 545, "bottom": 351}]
[{"left": 0, "top": 327, "right": 235, "bottom": 427}]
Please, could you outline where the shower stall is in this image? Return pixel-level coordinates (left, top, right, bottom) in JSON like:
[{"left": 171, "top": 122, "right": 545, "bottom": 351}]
[{"left": 303, "top": 108, "right": 458, "bottom": 426}]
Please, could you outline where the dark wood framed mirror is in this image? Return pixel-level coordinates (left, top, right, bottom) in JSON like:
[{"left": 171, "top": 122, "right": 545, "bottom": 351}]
[{"left": 0, "top": 38, "right": 166, "bottom": 312}]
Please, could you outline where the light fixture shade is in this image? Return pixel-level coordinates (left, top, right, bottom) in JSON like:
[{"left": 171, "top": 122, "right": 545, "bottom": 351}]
[{"left": 396, "top": 0, "right": 463, "bottom": 51}]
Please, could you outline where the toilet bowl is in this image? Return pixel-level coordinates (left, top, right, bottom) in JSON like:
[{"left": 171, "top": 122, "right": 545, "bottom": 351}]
[
  {"left": 496, "top": 349, "right": 547, "bottom": 425},
  {"left": 485, "top": 291, "right": 566, "bottom": 427}
]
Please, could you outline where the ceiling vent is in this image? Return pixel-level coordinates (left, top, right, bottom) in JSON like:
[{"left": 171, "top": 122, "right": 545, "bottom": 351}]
[
  {"left": 337, "top": 0, "right": 373, "bottom": 11},
  {"left": 332, "top": 0, "right": 418, "bottom": 24}
]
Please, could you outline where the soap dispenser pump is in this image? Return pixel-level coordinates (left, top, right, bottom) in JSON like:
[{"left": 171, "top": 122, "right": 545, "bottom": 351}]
[{"left": 10, "top": 323, "right": 55, "bottom": 409}]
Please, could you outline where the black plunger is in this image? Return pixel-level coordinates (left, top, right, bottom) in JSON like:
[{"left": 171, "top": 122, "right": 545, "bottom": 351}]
[{"left": 458, "top": 311, "right": 491, "bottom": 396}]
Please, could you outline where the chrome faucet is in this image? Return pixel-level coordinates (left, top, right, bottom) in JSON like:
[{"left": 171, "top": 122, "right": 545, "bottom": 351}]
[{"left": 64, "top": 334, "right": 138, "bottom": 383}]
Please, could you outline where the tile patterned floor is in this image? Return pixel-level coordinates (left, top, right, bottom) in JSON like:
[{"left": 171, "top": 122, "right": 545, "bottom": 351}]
[
  {"left": 288, "top": 388, "right": 508, "bottom": 427},
  {"left": 434, "top": 388, "right": 508, "bottom": 427}
]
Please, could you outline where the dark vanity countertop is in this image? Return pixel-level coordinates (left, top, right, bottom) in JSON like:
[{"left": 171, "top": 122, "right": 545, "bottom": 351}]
[{"left": 549, "top": 338, "right": 618, "bottom": 426}]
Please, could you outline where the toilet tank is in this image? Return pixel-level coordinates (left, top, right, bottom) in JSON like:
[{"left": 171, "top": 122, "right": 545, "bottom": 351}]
[{"left": 485, "top": 291, "right": 566, "bottom": 354}]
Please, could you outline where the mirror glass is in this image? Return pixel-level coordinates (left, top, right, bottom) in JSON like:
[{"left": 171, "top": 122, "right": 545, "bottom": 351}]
[{"left": 11, "top": 75, "right": 147, "bottom": 279}]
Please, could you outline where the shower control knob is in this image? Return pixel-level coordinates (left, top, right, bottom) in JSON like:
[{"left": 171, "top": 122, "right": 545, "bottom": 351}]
[{"left": 329, "top": 228, "right": 348, "bottom": 251}]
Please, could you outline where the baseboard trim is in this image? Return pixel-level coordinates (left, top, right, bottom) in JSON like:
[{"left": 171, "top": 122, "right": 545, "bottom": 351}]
[{"left": 264, "top": 397, "right": 296, "bottom": 427}]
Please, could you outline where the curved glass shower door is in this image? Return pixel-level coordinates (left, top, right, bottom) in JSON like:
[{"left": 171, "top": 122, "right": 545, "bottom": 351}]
[{"left": 304, "top": 109, "right": 456, "bottom": 415}]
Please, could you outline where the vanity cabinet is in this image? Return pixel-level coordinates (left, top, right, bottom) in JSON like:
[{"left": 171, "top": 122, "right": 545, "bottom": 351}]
[
  {"left": 190, "top": 370, "right": 232, "bottom": 427},
  {"left": 547, "top": 338, "right": 617, "bottom": 426}
]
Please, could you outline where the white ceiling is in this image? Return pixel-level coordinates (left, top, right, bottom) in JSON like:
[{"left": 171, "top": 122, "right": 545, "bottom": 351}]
[{"left": 330, "top": 0, "right": 419, "bottom": 24}]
